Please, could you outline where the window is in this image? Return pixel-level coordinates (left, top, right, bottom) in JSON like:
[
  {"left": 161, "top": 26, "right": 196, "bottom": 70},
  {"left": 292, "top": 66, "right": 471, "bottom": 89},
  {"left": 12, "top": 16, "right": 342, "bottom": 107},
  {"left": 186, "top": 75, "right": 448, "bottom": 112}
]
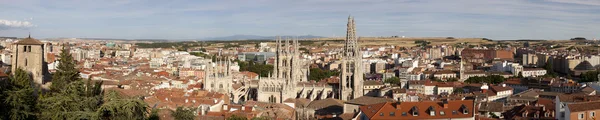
[
  {"left": 411, "top": 106, "right": 419, "bottom": 116},
  {"left": 429, "top": 106, "right": 435, "bottom": 116},
  {"left": 592, "top": 112, "right": 596, "bottom": 117},
  {"left": 401, "top": 112, "right": 407, "bottom": 116},
  {"left": 25, "top": 59, "right": 27, "bottom": 66},
  {"left": 580, "top": 113, "right": 584, "bottom": 119},
  {"left": 379, "top": 113, "right": 384, "bottom": 116},
  {"left": 390, "top": 112, "right": 395, "bottom": 116},
  {"left": 28, "top": 46, "right": 31, "bottom": 52},
  {"left": 440, "top": 111, "right": 445, "bottom": 116},
  {"left": 23, "top": 46, "right": 27, "bottom": 52},
  {"left": 452, "top": 111, "right": 458, "bottom": 115}
]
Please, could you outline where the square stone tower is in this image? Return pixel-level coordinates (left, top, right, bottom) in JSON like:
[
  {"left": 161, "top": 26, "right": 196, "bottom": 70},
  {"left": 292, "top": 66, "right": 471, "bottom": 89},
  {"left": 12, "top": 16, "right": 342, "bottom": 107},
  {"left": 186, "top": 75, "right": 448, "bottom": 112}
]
[{"left": 11, "top": 35, "right": 46, "bottom": 85}]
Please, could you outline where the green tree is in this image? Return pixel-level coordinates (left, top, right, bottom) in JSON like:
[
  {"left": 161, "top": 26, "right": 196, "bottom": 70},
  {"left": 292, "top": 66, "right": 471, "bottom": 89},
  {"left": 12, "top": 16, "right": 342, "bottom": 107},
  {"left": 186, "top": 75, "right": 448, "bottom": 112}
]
[
  {"left": 190, "top": 52, "right": 211, "bottom": 58},
  {"left": 97, "top": 90, "right": 149, "bottom": 120},
  {"left": 309, "top": 68, "right": 340, "bottom": 82},
  {"left": 414, "top": 40, "right": 430, "bottom": 47},
  {"left": 465, "top": 75, "right": 505, "bottom": 84},
  {"left": 51, "top": 47, "right": 81, "bottom": 92},
  {"left": 171, "top": 106, "right": 196, "bottom": 120},
  {"left": 447, "top": 78, "right": 459, "bottom": 82},
  {"left": 148, "top": 109, "right": 160, "bottom": 120},
  {"left": 580, "top": 70, "right": 600, "bottom": 82},
  {"left": 298, "top": 48, "right": 309, "bottom": 53},
  {"left": 489, "top": 112, "right": 500, "bottom": 118},
  {"left": 238, "top": 61, "right": 274, "bottom": 77},
  {"left": 0, "top": 75, "right": 9, "bottom": 120},
  {"left": 227, "top": 115, "right": 248, "bottom": 120},
  {"left": 37, "top": 80, "right": 103, "bottom": 119},
  {"left": 251, "top": 116, "right": 271, "bottom": 120},
  {"left": 453, "top": 88, "right": 465, "bottom": 94},
  {"left": 3, "top": 68, "right": 37, "bottom": 120},
  {"left": 384, "top": 77, "right": 400, "bottom": 85}
]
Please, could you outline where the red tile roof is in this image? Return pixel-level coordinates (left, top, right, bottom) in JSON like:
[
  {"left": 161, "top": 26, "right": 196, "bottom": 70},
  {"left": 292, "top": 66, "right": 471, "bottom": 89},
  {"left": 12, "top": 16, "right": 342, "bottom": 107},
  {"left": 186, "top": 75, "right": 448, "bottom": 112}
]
[{"left": 360, "top": 100, "right": 475, "bottom": 120}]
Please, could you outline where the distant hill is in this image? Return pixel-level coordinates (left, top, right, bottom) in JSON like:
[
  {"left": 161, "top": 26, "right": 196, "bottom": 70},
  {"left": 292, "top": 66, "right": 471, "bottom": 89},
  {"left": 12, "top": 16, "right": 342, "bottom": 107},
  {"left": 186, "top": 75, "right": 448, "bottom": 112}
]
[{"left": 203, "top": 35, "right": 323, "bottom": 40}]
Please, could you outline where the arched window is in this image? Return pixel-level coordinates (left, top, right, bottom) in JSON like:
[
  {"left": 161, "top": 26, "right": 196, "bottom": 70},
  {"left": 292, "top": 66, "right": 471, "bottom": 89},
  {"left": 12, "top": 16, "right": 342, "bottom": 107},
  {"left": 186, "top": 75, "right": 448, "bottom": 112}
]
[{"left": 219, "top": 84, "right": 223, "bottom": 88}]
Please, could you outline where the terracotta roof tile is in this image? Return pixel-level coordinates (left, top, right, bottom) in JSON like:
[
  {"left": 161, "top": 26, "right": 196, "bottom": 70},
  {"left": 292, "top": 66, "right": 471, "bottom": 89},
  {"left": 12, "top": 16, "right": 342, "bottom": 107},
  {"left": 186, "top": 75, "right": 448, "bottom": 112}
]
[
  {"left": 360, "top": 100, "right": 475, "bottom": 120},
  {"left": 568, "top": 101, "right": 600, "bottom": 112},
  {"left": 345, "top": 96, "right": 396, "bottom": 105}
]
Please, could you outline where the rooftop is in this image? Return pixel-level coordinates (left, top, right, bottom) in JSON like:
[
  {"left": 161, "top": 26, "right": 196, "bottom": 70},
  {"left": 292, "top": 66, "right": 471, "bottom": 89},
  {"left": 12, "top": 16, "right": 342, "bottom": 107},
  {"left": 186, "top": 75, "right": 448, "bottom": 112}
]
[
  {"left": 15, "top": 36, "right": 44, "bottom": 45},
  {"left": 359, "top": 100, "right": 475, "bottom": 120},
  {"left": 568, "top": 101, "right": 600, "bottom": 112}
]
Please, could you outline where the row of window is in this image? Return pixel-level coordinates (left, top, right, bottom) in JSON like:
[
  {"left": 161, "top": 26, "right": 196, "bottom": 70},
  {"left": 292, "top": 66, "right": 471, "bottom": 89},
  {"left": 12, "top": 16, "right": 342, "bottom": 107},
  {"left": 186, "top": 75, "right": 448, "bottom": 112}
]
[
  {"left": 578, "top": 112, "right": 595, "bottom": 119},
  {"left": 377, "top": 105, "right": 469, "bottom": 117}
]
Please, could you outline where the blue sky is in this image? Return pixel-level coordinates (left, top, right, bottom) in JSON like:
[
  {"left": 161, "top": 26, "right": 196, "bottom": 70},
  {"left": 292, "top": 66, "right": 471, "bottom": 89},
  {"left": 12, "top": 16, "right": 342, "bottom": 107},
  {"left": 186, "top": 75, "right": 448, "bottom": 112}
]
[{"left": 1, "top": 0, "right": 600, "bottom": 40}]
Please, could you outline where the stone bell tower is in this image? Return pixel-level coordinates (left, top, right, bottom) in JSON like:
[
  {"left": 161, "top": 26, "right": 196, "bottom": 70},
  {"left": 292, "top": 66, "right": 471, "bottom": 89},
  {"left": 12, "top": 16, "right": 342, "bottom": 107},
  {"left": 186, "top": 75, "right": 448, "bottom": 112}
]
[{"left": 11, "top": 35, "right": 46, "bottom": 85}]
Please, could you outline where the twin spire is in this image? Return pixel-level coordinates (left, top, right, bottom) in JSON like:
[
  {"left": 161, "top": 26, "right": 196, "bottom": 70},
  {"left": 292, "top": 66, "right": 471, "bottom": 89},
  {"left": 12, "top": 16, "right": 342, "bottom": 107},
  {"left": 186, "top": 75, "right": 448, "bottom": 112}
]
[{"left": 275, "top": 36, "right": 299, "bottom": 55}]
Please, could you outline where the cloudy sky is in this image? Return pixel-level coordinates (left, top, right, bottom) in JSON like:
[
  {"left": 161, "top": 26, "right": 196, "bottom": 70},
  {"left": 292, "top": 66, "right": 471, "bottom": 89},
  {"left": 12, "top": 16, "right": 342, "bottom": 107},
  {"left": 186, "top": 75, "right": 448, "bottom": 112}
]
[{"left": 1, "top": 0, "right": 600, "bottom": 40}]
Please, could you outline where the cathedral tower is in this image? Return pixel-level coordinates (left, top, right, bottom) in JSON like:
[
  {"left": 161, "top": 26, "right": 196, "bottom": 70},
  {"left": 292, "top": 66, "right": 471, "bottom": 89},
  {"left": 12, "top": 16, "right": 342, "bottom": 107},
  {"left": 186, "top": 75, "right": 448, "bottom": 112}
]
[{"left": 339, "top": 16, "right": 364, "bottom": 101}]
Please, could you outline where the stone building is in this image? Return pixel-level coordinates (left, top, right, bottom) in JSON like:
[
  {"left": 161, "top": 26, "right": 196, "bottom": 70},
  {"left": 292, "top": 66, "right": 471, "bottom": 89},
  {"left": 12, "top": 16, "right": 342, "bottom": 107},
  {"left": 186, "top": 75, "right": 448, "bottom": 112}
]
[
  {"left": 205, "top": 16, "right": 366, "bottom": 105},
  {"left": 11, "top": 35, "right": 47, "bottom": 85},
  {"left": 339, "top": 16, "right": 365, "bottom": 101},
  {"left": 203, "top": 60, "right": 234, "bottom": 94}
]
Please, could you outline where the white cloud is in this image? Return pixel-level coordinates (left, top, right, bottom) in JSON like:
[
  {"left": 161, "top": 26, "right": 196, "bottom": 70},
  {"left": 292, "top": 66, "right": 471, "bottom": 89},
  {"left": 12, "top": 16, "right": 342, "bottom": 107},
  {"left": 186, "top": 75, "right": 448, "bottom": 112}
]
[{"left": 0, "top": 19, "right": 35, "bottom": 30}]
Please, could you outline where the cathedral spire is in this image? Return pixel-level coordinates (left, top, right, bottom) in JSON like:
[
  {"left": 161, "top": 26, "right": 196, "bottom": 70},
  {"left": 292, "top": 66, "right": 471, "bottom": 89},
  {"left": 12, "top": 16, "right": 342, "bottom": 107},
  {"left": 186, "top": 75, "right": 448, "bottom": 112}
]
[
  {"left": 285, "top": 37, "right": 290, "bottom": 54},
  {"left": 345, "top": 15, "right": 357, "bottom": 58}
]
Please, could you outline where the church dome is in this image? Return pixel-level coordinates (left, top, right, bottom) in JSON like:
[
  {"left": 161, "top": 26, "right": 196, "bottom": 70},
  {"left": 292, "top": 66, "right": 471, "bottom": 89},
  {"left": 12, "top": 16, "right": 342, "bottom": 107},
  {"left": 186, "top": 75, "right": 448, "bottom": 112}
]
[{"left": 575, "top": 61, "right": 595, "bottom": 71}]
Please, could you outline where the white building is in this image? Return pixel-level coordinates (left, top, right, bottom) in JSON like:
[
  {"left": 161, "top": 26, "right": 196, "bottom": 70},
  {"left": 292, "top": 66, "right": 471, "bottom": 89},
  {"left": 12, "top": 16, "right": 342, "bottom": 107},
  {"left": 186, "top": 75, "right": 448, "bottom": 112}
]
[
  {"left": 522, "top": 68, "right": 547, "bottom": 77},
  {"left": 492, "top": 61, "right": 523, "bottom": 76}
]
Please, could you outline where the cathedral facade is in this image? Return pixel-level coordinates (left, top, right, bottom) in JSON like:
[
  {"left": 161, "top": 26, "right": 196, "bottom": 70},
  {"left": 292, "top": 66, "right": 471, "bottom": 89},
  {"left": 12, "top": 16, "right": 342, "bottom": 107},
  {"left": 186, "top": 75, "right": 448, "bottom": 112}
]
[
  {"left": 204, "top": 16, "right": 365, "bottom": 104},
  {"left": 256, "top": 16, "right": 365, "bottom": 103}
]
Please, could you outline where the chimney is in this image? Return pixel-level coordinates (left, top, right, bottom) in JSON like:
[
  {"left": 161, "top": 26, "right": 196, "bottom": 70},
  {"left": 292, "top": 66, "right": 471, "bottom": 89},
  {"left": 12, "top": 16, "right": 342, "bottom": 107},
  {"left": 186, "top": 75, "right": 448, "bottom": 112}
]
[
  {"left": 481, "top": 83, "right": 489, "bottom": 93},
  {"left": 396, "top": 102, "right": 402, "bottom": 109},
  {"left": 223, "top": 104, "right": 229, "bottom": 111},
  {"left": 542, "top": 106, "right": 546, "bottom": 111},
  {"left": 443, "top": 99, "right": 449, "bottom": 108}
]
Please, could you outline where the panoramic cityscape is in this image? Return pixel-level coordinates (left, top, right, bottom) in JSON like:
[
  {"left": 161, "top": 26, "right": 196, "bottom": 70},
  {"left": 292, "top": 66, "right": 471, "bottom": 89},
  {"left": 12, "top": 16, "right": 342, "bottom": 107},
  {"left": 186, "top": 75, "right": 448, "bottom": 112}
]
[{"left": 2, "top": 0, "right": 600, "bottom": 120}]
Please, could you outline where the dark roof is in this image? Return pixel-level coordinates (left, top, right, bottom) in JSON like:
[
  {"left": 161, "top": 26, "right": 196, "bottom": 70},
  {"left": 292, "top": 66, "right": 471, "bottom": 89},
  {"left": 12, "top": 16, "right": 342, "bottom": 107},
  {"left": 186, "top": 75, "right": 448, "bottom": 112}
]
[
  {"left": 306, "top": 98, "right": 344, "bottom": 109},
  {"left": 478, "top": 102, "right": 504, "bottom": 112},
  {"left": 364, "top": 80, "right": 383, "bottom": 86},
  {"left": 345, "top": 96, "right": 396, "bottom": 105},
  {"left": 574, "top": 61, "right": 595, "bottom": 71},
  {"left": 15, "top": 37, "right": 44, "bottom": 45}
]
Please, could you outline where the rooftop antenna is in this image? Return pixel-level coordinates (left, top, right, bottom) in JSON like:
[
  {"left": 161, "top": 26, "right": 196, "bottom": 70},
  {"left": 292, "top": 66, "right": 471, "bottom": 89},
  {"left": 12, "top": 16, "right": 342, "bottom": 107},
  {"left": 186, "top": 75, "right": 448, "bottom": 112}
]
[{"left": 28, "top": 32, "right": 31, "bottom": 38}]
